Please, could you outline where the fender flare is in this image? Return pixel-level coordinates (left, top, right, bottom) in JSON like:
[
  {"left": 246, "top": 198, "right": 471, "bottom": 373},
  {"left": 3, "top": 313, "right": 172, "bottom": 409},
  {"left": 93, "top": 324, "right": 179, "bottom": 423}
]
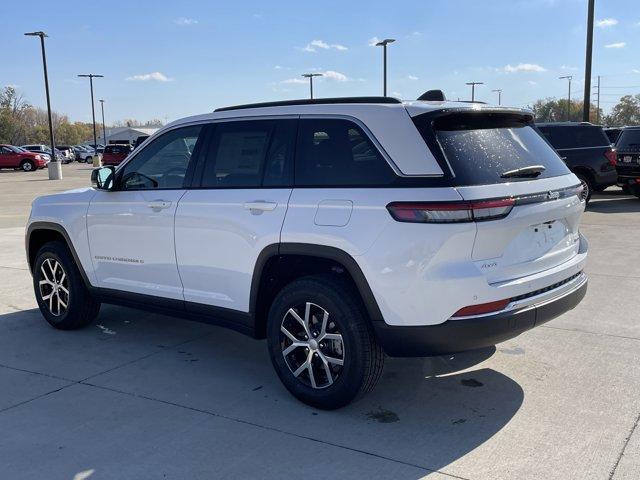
[
  {"left": 249, "top": 243, "right": 384, "bottom": 323},
  {"left": 26, "top": 221, "right": 92, "bottom": 287}
]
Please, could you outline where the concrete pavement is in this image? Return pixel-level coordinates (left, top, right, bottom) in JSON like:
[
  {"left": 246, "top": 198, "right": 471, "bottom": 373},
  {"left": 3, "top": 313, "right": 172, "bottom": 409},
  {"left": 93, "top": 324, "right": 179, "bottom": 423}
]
[{"left": 0, "top": 164, "right": 638, "bottom": 479}]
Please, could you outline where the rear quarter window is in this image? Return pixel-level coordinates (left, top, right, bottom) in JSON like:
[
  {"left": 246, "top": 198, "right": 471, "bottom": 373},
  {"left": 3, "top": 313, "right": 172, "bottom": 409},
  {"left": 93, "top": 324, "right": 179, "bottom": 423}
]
[
  {"left": 615, "top": 129, "right": 640, "bottom": 151},
  {"left": 414, "top": 113, "right": 571, "bottom": 186}
]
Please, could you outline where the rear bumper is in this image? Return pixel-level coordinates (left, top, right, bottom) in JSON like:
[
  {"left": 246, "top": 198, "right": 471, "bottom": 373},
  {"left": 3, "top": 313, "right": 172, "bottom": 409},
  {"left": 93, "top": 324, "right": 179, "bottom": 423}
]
[{"left": 373, "top": 272, "right": 588, "bottom": 357}]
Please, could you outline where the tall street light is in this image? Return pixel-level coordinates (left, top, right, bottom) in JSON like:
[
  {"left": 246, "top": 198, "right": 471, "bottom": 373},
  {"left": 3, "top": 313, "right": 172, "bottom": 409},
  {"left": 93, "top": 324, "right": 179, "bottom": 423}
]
[
  {"left": 301, "top": 73, "right": 323, "bottom": 99},
  {"left": 582, "top": 0, "right": 595, "bottom": 122},
  {"left": 559, "top": 75, "right": 573, "bottom": 121},
  {"left": 375, "top": 38, "right": 395, "bottom": 96},
  {"left": 99, "top": 99, "right": 107, "bottom": 146},
  {"left": 77, "top": 74, "right": 104, "bottom": 158},
  {"left": 24, "top": 31, "right": 61, "bottom": 180},
  {"left": 492, "top": 89, "right": 503, "bottom": 106},
  {"left": 466, "top": 82, "right": 484, "bottom": 102}
]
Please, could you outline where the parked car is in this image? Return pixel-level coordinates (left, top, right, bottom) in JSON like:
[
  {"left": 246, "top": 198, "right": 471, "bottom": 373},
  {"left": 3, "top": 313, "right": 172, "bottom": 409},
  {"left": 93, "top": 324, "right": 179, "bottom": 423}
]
[
  {"left": 21, "top": 144, "right": 65, "bottom": 163},
  {"left": 0, "top": 144, "right": 48, "bottom": 171},
  {"left": 536, "top": 122, "right": 617, "bottom": 202},
  {"left": 56, "top": 145, "right": 75, "bottom": 163},
  {"left": 26, "top": 97, "right": 588, "bottom": 409},
  {"left": 134, "top": 135, "right": 150, "bottom": 149},
  {"left": 614, "top": 126, "right": 640, "bottom": 197},
  {"left": 73, "top": 145, "right": 94, "bottom": 163},
  {"left": 604, "top": 127, "right": 622, "bottom": 145},
  {"left": 101, "top": 144, "right": 133, "bottom": 166}
]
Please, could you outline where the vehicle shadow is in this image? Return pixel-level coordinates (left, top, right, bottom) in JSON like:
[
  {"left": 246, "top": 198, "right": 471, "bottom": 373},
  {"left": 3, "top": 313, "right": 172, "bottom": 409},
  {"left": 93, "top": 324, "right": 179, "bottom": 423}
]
[
  {"left": 0, "top": 305, "right": 523, "bottom": 477},
  {"left": 588, "top": 189, "right": 640, "bottom": 213}
]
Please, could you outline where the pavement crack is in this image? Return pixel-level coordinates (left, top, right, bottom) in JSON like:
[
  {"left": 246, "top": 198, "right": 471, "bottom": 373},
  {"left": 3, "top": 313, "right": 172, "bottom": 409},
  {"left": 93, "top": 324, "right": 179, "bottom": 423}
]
[
  {"left": 540, "top": 324, "right": 640, "bottom": 342},
  {"left": 608, "top": 411, "right": 640, "bottom": 480}
]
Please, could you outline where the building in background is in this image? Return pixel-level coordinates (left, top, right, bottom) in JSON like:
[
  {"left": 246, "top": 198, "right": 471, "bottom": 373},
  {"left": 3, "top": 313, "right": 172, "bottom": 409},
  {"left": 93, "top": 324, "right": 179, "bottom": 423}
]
[{"left": 89, "top": 127, "right": 159, "bottom": 146}]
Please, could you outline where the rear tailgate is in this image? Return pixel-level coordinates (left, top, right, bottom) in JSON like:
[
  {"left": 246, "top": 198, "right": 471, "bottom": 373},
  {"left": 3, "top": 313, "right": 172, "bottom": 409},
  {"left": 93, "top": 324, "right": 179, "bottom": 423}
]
[{"left": 414, "top": 110, "right": 584, "bottom": 285}]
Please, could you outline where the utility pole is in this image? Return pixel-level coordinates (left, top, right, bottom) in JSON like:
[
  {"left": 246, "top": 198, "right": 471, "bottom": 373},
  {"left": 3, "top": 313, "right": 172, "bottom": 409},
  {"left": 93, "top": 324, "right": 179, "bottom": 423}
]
[
  {"left": 24, "top": 31, "right": 61, "bottom": 180},
  {"left": 583, "top": 0, "right": 595, "bottom": 121},
  {"left": 559, "top": 75, "right": 573, "bottom": 121},
  {"left": 77, "top": 74, "right": 104, "bottom": 157},
  {"left": 375, "top": 38, "right": 395, "bottom": 96},
  {"left": 466, "top": 82, "right": 484, "bottom": 102},
  {"left": 595, "top": 75, "right": 601, "bottom": 124},
  {"left": 301, "top": 73, "right": 323, "bottom": 99},
  {"left": 492, "top": 89, "right": 503, "bottom": 106},
  {"left": 99, "top": 100, "right": 107, "bottom": 146}
]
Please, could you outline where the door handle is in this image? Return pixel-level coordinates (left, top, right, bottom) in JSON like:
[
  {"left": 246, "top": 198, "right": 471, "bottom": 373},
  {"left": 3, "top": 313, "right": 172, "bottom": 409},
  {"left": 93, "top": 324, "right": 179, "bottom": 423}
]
[
  {"left": 243, "top": 201, "right": 278, "bottom": 212},
  {"left": 147, "top": 200, "right": 172, "bottom": 210}
]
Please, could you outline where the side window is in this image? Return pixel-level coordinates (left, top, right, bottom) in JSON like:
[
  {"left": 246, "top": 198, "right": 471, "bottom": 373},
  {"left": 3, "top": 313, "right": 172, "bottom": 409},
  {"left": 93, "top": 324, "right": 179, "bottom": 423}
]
[
  {"left": 295, "top": 119, "right": 394, "bottom": 187},
  {"left": 200, "top": 119, "right": 294, "bottom": 188},
  {"left": 119, "top": 125, "right": 202, "bottom": 190}
]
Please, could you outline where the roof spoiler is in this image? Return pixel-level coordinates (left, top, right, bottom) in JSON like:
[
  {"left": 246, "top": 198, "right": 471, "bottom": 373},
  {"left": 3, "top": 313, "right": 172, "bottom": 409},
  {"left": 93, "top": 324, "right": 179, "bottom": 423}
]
[{"left": 417, "top": 90, "right": 446, "bottom": 101}]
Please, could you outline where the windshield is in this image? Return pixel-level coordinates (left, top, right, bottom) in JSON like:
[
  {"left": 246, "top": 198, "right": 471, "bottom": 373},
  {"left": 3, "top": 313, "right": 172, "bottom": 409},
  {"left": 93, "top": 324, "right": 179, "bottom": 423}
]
[
  {"left": 416, "top": 113, "right": 570, "bottom": 186},
  {"left": 616, "top": 129, "right": 640, "bottom": 151}
]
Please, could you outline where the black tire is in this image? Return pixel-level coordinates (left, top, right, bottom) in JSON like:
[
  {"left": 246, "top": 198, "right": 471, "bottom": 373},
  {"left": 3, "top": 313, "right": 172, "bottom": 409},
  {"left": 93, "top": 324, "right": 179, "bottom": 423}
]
[
  {"left": 33, "top": 240, "right": 100, "bottom": 330},
  {"left": 20, "top": 160, "right": 35, "bottom": 172},
  {"left": 267, "top": 274, "right": 384, "bottom": 409},
  {"left": 593, "top": 185, "right": 607, "bottom": 192},
  {"left": 622, "top": 185, "right": 631, "bottom": 194},
  {"left": 85, "top": 156, "right": 92, "bottom": 164},
  {"left": 575, "top": 172, "right": 592, "bottom": 204}
]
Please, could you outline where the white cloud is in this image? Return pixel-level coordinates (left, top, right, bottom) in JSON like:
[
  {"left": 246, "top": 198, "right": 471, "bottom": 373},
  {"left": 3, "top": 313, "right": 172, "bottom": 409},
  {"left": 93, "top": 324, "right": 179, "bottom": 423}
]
[
  {"left": 503, "top": 63, "right": 547, "bottom": 73},
  {"left": 323, "top": 70, "right": 349, "bottom": 82},
  {"left": 126, "top": 72, "right": 172, "bottom": 82},
  {"left": 528, "top": 80, "right": 538, "bottom": 85},
  {"left": 407, "top": 31, "right": 422, "bottom": 38},
  {"left": 596, "top": 18, "right": 618, "bottom": 28},
  {"left": 560, "top": 65, "right": 578, "bottom": 71},
  {"left": 407, "top": 75, "right": 419, "bottom": 80},
  {"left": 605, "top": 42, "right": 626, "bottom": 48},
  {"left": 368, "top": 36, "right": 381, "bottom": 46},
  {"left": 632, "top": 68, "right": 640, "bottom": 74},
  {"left": 301, "top": 39, "right": 348, "bottom": 52},
  {"left": 281, "top": 77, "right": 307, "bottom": 84},
  {"left": 174, "top": 17, "right": 198, "bottom": 26},
  {"left": 391, "top": 91, "right": 402, "bottom": 98},
  {"left": 274, "top": 65, "right": 283, "bottom": 70}
]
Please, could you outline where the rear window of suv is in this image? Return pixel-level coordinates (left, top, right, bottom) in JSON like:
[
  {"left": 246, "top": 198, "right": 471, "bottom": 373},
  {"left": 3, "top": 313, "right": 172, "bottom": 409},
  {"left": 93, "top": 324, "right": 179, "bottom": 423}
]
[
  {"left": 537, "top": 125, "right": 609, "bottom": 149},
  {"left": 104, "top": 145, "right": 130, "bottom": 155},
  {"left": 414, "top": 113, "right": 570, "bottom": 186},
  {"left": 615, "top": 129, "right": 640, "bottom": 151}
]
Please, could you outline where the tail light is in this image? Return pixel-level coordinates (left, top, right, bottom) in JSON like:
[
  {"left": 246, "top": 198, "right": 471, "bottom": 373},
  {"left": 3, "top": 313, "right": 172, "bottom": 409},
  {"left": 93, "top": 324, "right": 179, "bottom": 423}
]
[
  {"left": 387, "top": 198, "right": 515, "bottom": 224},
  {"left": 605, "top": 148, "right": 617, "bottom": 166},
  {"left": 452, "top": 299, "right": 510, "bottom": 317}
]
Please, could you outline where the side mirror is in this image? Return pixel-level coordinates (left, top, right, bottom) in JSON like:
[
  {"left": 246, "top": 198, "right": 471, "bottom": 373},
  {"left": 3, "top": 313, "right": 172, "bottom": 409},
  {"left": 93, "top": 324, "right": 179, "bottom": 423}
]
[{"left": 91, "top": 166, "right": 115, "bottom": 190}]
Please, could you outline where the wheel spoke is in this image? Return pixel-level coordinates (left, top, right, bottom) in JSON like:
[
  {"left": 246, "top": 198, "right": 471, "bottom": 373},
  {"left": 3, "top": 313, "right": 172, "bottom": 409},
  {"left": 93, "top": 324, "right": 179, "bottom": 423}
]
[
  {"left": 58, "top": 294, "right": 67, "bottom": 309},
  {"left": 318, "top": 353, "right": 334, "bottom": 386},
  {"left": 48, "top": 293, "right": 53, "bottom": 312},
  {"left": 287, "top": 308, "right": 310, "bottom": 336},
  {"left": 320, "top": 309, "right": 329, "bottom": 337},
  {"left": 41, "top": 293, "right": 52, "bottom": 301},
  {"left": 283, "top": 341, "right": 306, "bottom": 356},
  {"left": 320, "top": 332, "right": 342, "bottom": 343},
  {"left": 293, "top": 359, "right": 309, "bottom": 377},
  {"left": 59, "top": 272, "right": 66, "bottom": 285},
  {"left": 303, "top": 302, "right": 313, "bottom": 334},
  {"left": 59, "top": 285, "right": 69, "bottom": 295},
  {"left": 39, "top": 279, "right": 52, "bottom": 286},
  {"left": 323, "top": 354, "right": 344, "bottom": 366},
  {"left": 40, "top": 262, "right": 52, "bottom": 282},
  {"left": 307, "top": 362, "right": 317, "bottom": 389},
  {"left": 280, "top": 325, "right": 299, "bottom": 343}
]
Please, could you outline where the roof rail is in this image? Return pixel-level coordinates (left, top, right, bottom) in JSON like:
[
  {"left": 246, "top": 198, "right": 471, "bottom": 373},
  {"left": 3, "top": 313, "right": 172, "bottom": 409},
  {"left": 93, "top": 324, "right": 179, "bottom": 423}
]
[{"left": 214, "top": 96, "right": 402, "bottom": 112}]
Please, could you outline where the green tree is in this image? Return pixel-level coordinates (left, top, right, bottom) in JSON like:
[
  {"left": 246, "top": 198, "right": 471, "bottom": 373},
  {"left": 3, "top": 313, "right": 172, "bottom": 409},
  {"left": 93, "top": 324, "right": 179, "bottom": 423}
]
[
  {"left": 602, "top": 94, "right": 640, "bottom": 126},
  {"left": 532, "top": 97, "right": 602, "bottom": 123}
]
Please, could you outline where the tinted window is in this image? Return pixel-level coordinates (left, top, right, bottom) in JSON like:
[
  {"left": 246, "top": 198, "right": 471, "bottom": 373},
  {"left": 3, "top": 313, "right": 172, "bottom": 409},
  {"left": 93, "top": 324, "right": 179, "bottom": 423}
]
[
  {"left": 295, "top": 119, "right": 394, "bottom": 186},
  {"left": 119, "top": 125, "right": 202, "bottom": 190},
  {"left": 200, "top": 120, "right": 294, "bottom": 188},
  {"left": 615, "top": 129, "right": 640, "bottom": 151},
  {"left": 537, "top": 125, "right": 609, "bottom": 149},
  {"left": 419, "top": 113, "right": 570, "bottom": 186},
  {"left": 104, "top": 145, "right": 131, "bottom": 155}
]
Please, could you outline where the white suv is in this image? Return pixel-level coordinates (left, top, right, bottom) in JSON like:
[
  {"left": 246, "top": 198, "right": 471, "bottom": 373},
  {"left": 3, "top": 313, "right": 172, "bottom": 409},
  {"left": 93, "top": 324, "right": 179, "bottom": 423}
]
[{"left": 26, "top": 96, "right": 588, "bottom": 409}]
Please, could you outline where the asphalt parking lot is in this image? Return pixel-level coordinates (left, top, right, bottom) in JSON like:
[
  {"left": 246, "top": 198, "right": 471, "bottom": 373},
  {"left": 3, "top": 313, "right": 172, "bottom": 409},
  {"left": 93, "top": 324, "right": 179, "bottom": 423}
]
[{"left": 0, "top": 164, "right": 639, "bottom": 480}]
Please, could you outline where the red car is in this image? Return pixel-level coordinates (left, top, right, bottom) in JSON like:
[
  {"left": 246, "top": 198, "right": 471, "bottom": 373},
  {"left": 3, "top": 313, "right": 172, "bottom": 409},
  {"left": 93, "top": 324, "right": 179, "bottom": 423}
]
[
  {"left": 0, "top": 144, "right": 48, "bottom": 171},
  {"left": 101, "top": 144, "right": 133, "bottom": 166}
]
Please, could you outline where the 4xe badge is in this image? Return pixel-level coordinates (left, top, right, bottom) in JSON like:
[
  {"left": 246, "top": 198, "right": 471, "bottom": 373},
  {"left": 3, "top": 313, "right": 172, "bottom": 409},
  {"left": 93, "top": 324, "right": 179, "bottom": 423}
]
[{"left": 548, "top": 191, "right": 560, "bottom": 200}]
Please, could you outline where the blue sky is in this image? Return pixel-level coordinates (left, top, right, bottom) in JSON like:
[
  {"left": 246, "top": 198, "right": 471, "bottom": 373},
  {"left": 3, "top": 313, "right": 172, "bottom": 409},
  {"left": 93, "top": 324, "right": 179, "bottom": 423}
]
[{"left": 2, "top": 0, "right": 639, "bottom": 123}]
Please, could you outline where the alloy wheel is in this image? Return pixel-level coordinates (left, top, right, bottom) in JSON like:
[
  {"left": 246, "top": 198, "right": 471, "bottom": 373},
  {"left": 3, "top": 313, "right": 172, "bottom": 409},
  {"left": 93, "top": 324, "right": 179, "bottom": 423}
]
[
  {"left": 22, "top": 162, "right": 33, "bottom": 171},
  {"left": 579, "top": 178, "right": 590, "bottom": 201},
  {"left": 38, "top": 258, "right": 69, "bottom": 316},
  {"left": 280, "top": 302, "right": 345, "bottom": 389}
]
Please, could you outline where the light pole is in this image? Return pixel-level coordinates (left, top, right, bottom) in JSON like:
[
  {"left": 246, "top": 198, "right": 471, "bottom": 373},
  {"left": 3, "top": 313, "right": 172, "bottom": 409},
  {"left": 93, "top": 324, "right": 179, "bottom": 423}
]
[
  {"left": 375, "top": 38, "right": 395, "bottom": 96},
  {"left": 24, "top": 31, "right": 61, "bottom": 180},
  {"left": 559, "top": 75, "right": 573, "bottom": 121},
  {"left": 582, "top": 0, "right": 595, "bottom": 121},
  {"left": 466, "top": 82, "right": 484, "bottom": 102},
  {"left": 492, "top": 89, "right": 503, "bottom": 106},
  {"left": 301, "top": 73, "right": 323, "bottom": 99},
  {"left": 77, "top": 74, "right": 104, "bottom": 158},
  {"left": 99, "top": 99, "right": 107, "bottom": 146}
]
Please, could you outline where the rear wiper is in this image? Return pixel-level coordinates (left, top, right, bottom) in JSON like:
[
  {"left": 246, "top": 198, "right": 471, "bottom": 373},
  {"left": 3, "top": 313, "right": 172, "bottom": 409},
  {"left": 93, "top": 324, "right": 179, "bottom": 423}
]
[{"left": 501, "top": 165, "right": 546, "bottom": 179}]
